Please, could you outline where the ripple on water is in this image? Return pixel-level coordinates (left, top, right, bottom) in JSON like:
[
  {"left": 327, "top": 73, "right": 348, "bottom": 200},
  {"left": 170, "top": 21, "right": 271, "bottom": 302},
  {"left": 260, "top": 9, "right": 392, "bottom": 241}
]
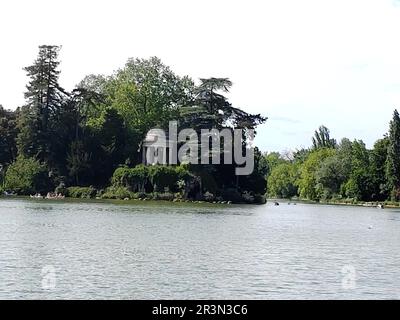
[{"left": 0, "top": 199, "right": 399, "bottom": 299}]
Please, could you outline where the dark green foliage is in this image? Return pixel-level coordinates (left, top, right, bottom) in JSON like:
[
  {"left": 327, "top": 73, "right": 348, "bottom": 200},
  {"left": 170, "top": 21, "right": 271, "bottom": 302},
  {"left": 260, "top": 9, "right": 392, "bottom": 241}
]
[
  {"left": 370, "top": 137, "right": 390, "bottom": 200},
  {"left": 148, "top": 166, "right": 181, "bottom": 192},
  {"left": 316, "top": 154, "right": 350, "bottom": 198},
  {"left": 111, "top": 164, "right": 192, "bottom": 194},
  {"left": 386, "top": 109, "right": 400, "bottom": 200},
  {"left": 179, "top": 77, "right": 266, "bottom": 133},
  {"left": 242, "top": 173, "right": 267, "bottom": 195},
  {"left": 101, "top": 186, "right": 133, "bottom": 200},
  {"left": 4, "top": 156, "right": 51, "bottom": 195},
  {"left": 5, "top": 46, "right": 268, "bottom": 200},
  {"left": 267, "top": 163, "right": 298, "bottom": 198},
  {"left": 265, "top": 121, "right": 399, "bottom": 203},
  {"left": 221, "top": 188, "right": 243, "bottom": 203},
  {"left": 66, "top": 186, "right": 97, "bottom": 198},
  {"left": 312, "top": 125, "right": 337, "bottom": 150},
  {"left": 111, "top": 165, "right": 149, "bottom": 192},
  {"left": 17, "top": 45, "right": 68, "bottom": 167},
  {"left": 0, "top": 106, "right": 18, "bottom": 166},
  {"left": 344, "top": 140, "right": 373, "bottom": 201}
]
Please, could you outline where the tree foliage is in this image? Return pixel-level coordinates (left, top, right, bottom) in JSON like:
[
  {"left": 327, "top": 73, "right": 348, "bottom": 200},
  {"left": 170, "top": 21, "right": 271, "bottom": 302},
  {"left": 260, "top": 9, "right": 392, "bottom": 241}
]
[
  {"left": 4, "top": 156, "right": 51, "bottom": 194},
  {"left": 312, "top": 125, "right": 337, "bottom": 150},
  {"left": 386, "top": 109, "right": 400, "bottom": 200}
]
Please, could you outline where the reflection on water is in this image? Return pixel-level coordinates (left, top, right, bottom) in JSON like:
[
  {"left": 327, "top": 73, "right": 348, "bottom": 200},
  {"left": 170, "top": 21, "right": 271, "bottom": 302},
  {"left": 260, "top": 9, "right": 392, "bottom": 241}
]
[{"left": 0, "top": 198, "right": 399, "bottom": 299}]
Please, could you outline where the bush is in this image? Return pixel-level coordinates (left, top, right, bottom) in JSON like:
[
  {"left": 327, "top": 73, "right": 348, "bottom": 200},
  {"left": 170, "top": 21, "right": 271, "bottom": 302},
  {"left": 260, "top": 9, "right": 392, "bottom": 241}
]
[
  {"left": 148, "top": 165, "right": 179, "bottom": 192},
  {"left": 151, "top": 192, "right": 174, "bottom": 201},
  {"left": 111, "top": 166, "right": 132, "bottom": 187},
  {"left": 111, "top": 165, "right": 150, "bottom": 192},
  {"left": 55, "top": 182, "right": 67, "bottom": 195},
  {"left": 101, "top": 186, "right": 133, "bottom": 199},
  {"left": 67, "top": 186, "right": 97, "bottom": 199},
  {"left": 111, "top": 164, "right": 192, "bottom": 194},
  {"left": 4, "top": 156, "right": 52, "bottom": 195}
]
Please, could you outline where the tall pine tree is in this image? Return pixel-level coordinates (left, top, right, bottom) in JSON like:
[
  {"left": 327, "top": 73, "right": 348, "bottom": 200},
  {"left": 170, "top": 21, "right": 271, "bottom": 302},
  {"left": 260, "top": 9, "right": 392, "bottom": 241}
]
[
  {"left": 386, "top": 109, "right": 400, "bottom": 201},
  {"left": 17, "top": 45, "right": 67, "bottom": 167}
]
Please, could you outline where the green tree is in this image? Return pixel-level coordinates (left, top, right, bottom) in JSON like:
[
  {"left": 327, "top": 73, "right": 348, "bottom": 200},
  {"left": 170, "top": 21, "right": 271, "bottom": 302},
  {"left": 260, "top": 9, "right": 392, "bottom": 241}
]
[
  {"left": 180, "top": 77, "right": 266, "bottom": 133},
  {"left": 343, "top": 140, "right": 372, "bottom": 201},
  {"left": 312, "top": 125, "right": 337, "bottom": 150},
  {"left": 17, "top": 45, "right": 67, "bottom": 167},
  {"left": 370, "top": 136, "right": 389, "bottom": 200},
  {"left": 265, "top": 152, "right": 285, "bottom": 169},
  {"left": 103, "top": 57, "right": 195, "bottom": 162},
  {"left": 0, "top": 106, "right": 18, "bottom": 166},
  {"left": 4, "top": 156, "right": 51, "bottom": 194},
  {"left": 386, "top": 109, "right": 400, "bottom": 201},
  {"left": 267, "top": 163, "right": 298, "bottom": 198},
  {"left": 66, "top": 140, "right": 91, "bottom": 186},
  {"left": 298, "top": 148, "right": 335, "bottom": 200},
  {"left": 315, "top": 153, "right": 350, "bottom": 199}
]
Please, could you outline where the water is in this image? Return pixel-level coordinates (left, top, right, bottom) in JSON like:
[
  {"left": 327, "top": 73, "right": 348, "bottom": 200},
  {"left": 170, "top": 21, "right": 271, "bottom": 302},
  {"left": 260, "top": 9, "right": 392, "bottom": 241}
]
[{"left": 0, "top": 198, "right": 399, "bottom": 300}]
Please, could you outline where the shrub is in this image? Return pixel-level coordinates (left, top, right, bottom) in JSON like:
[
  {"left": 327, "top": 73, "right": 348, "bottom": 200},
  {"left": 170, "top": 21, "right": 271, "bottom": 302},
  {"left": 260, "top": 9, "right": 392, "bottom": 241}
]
[
  {"left": 4, "top": 156, "right": 52, "bottom": 195},
  {"left": 101, "top": 186, "right": 133, "bottom": 199},
  {"left": 129, "top": 165, "right": 149, "bottom": 192},
  {"left": 151, "top": 192, "right": 174, "bottom": 201},
  {"left": 111, "top": 164, "right": 192, "bottom": 194},
  {"left": 111, "top": 165, "right": 149, "bottom": 192},
  {"left": 148, "top": 165, "right": 179, "bottom": 192},
  {"left": 67, "top": 186, "right": 97, "bottom": 199},
  {"left": 111, "top": 166, "right": 132, "bottom": 187},
  {"left": 55, "top": 182, "right": 67, "bottom": 195}
]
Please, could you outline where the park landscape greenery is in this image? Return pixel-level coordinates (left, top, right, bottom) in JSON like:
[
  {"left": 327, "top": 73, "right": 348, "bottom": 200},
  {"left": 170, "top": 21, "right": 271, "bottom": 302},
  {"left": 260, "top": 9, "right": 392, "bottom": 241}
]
[
  {"left": 266, "top": 117, "right": 400, "bottom": 205},
  {"left": 1, "top": 45, "right": 400, "bottom": 205},
  {"left": 0, "top": 45, "right": 267, "bottom": 203}
]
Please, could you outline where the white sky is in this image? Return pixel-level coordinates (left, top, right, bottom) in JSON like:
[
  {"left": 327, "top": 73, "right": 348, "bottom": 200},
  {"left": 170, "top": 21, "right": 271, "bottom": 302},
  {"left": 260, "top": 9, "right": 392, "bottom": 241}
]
[{"left": 1, "top": 0, "right": 400, "bottom": 152}]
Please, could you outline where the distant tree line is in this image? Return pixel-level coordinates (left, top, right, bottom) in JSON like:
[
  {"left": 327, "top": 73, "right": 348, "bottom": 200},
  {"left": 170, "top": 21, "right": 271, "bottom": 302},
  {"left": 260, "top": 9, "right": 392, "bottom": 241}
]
[
  {"left": 0, "top": 45, "right": 267, "bottom": 203},
  {"left": 266, "top": 115, "right": 400, "bottom": 203}
]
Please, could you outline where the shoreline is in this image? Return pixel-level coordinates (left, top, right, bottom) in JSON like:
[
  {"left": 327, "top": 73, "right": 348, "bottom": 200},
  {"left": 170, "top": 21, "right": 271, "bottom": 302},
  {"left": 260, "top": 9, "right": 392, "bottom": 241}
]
[
  {"left": 268, "top": 198, "right": 400, "bottom": 209},
  {"left": 0, "top": 195, "right": 257, "bottom": 206},
  {"left": 2, "top": 195, "right": 400, "bottom": 209}
]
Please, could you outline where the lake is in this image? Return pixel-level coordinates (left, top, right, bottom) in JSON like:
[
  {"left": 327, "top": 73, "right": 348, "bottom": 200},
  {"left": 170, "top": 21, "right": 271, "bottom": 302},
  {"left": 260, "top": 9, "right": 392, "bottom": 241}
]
[{"left": 0, "top": 198, "right": 399, "bottom": 299}]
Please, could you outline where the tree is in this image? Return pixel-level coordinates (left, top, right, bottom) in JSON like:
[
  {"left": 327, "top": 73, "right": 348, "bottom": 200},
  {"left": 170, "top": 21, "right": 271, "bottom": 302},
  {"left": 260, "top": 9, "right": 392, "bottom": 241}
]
[
  {"left": 66, "top": 140, "right": 91, "bottom": 186},
  {"left": 315, "top": 138, "right": 353, "bottom": 198},
  {"left": 370, "top": 136, "right": 389, "bottom": 200},
  {"left": 265, "top": 152, "right": 285, "bottom": 169},
  {"left": 4, "top": 156, "right": 51, "bottom": 194},
  {"left": 104, "top": 57, "right": 195, "bottom": 162},
  {"left": 386, "top": 109, "right": 400, "bottom": 201},
  {"left": 298, "top": 148, "right": 335, "bottom": 200},
  {"left": 343, "top": 140, "right": 372, "bottom": 201},
  {"left": 17, "top": 45, "right": 67, "bottom": 167},
  {"left": 180, "top": 77, "right": 266, "bottom": 133},
  {"left": 0, "top": 105, "right": 18, "bottom": 166},
  {"left": 315, "top": 154, "right": 350, "bottom": 199},
  {"left": 267, "top": 163, "right": 298, "bottom": 198},
  {"left": 312, "top": 125, "right": 336, "bottom": 150}
]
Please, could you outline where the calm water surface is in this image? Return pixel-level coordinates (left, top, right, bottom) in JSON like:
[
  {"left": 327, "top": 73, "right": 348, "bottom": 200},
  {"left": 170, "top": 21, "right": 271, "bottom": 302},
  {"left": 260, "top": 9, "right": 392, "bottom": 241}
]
[{"left": 0, "top": 198, "right": 399, "bottom": 299}]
